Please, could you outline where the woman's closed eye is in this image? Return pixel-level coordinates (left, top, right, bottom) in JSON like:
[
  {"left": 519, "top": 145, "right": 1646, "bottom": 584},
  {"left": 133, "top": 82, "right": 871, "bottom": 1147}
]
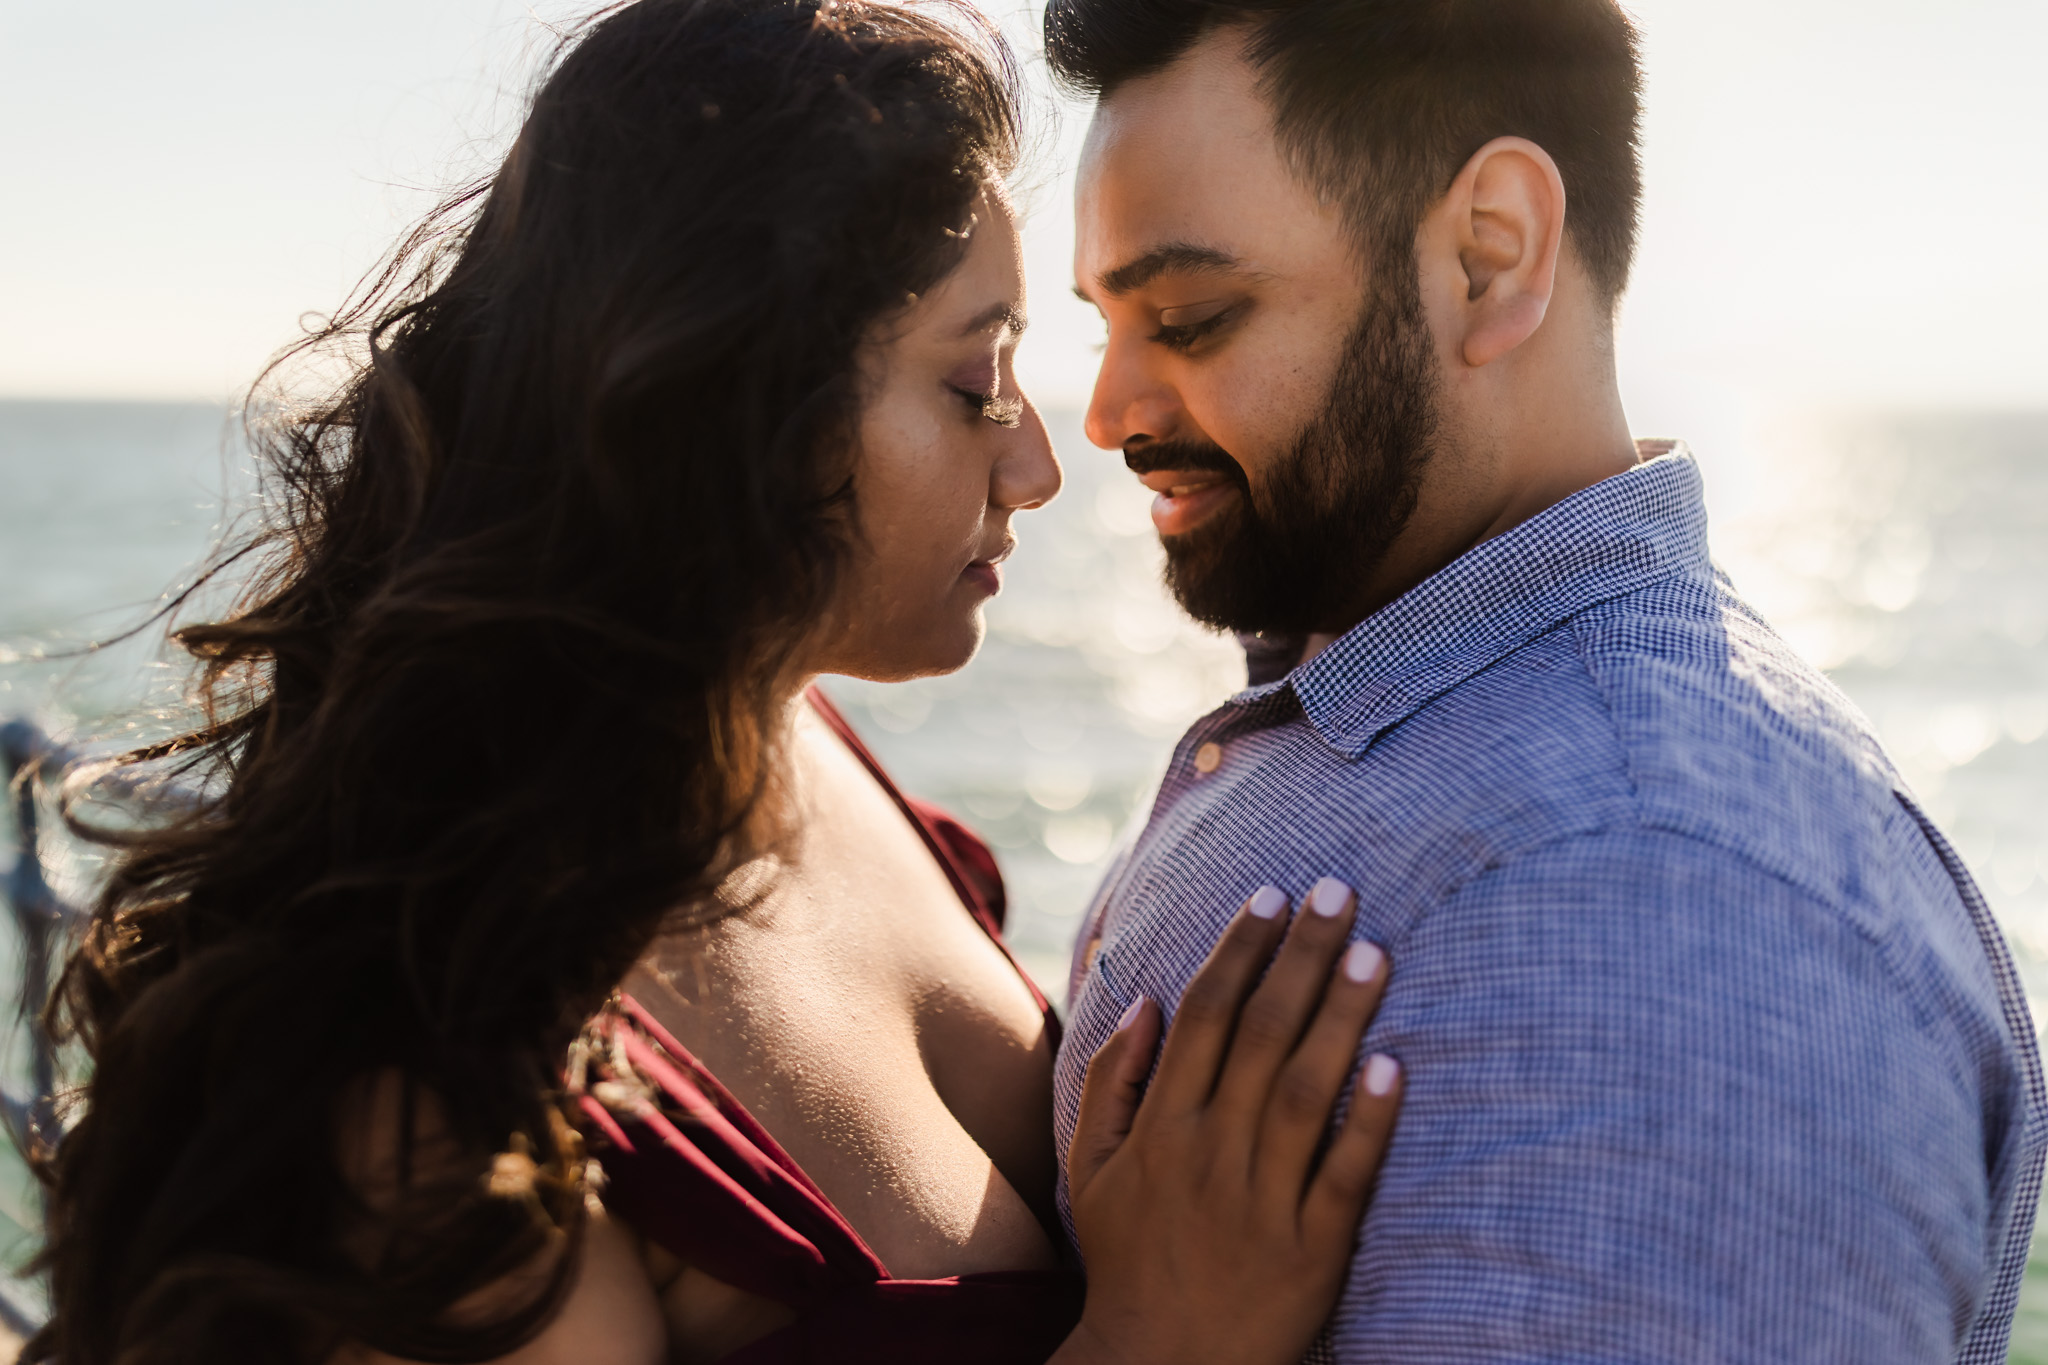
[
  {"left": 950, "top": 383, "right": 1023, "bottom": 428},
  {"left": 1151, "top": 298, "right": 1241, "bottom": 354}
]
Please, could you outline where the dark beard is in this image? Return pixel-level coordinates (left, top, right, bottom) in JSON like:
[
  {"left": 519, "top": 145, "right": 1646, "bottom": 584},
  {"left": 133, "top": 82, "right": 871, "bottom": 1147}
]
[{"left": 1134, "top": 268, "right": 1439, "bottom": 636}]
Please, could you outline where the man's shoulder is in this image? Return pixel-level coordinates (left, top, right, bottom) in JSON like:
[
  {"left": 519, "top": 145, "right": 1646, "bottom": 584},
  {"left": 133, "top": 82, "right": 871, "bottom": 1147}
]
[
  {"left": 1556, "top": 570, "right": 1904, "bottom": 911},
  {"left": 1358, "top": 567, "right": 1995, "bottom": 995},
  {"left": 1345, "top": 565, "right": 1899, "bottom": 904},
  {"left": 1358, "top": 566, "right": 1901, "bottom": 896},
  {"left": 1462, "top": 573, "right": 2016, "bottom": 1051}
]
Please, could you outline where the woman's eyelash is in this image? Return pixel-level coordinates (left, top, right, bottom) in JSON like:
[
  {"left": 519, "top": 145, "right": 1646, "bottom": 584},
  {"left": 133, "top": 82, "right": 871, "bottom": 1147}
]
[
  {"left": 952, "top": 386, "right": 1023, "bottom": 428},
  {"left": 1151, "top": 306, "right": 1237, "bottom": 353}
]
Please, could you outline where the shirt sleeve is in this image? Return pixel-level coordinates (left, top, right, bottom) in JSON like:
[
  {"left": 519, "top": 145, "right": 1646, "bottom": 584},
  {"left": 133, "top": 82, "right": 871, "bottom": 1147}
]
[{"left": 1329, "top": 827, "right": 2000, "bottom": 1363}]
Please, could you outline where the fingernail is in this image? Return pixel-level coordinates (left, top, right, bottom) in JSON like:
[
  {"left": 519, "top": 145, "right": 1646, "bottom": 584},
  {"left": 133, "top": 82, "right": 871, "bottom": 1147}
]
[
  {"left": 1116, "top": 997, "right": 1145, "bottom": 1032},
  {"left": 1310, "top": 876, "right": 1352, "bottom": 917},
  {"left": 1364, "top": 1053, "right": 1400, "bottom": 1096},
  {"left": 1247, "top": 885, "right": 1287, "bottom": 920},
  {"left": 1342, "top": 941, "right": 1385, "bottom": 984}
]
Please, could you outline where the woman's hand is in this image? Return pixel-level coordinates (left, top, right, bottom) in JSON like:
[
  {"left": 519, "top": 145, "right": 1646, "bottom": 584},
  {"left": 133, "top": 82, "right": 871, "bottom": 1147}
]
[{"left": 1052, "top": 878, "right": 1400, "bottom": 1365}]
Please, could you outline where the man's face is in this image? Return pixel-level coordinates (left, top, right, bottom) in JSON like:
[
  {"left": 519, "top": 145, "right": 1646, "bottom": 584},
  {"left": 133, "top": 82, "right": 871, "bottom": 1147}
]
[{"left": 1074, "top": 28, "right": 1439, "bottom": 635}]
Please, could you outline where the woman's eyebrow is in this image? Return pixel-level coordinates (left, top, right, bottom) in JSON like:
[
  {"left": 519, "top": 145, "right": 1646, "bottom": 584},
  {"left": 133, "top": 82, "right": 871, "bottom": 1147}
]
[{"left": 957, "top": 302, "right": 1028, "bottom": 338}]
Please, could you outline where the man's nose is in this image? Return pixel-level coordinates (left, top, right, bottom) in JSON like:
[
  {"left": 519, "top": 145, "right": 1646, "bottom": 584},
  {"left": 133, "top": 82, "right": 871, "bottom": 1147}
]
[{"left": 1084, "top": 337, "right": 1180, "bottom": 453}]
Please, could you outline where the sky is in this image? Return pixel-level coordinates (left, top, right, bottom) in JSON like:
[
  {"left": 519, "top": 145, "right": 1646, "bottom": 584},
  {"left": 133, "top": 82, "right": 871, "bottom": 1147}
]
[{"left": 3, "top": 0, "right": 2045, "bottom": 438}]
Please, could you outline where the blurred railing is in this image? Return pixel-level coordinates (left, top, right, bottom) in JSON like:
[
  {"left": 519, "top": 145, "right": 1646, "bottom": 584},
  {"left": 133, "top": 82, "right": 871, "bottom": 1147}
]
[{"left": 0, "top": 718, "right": 89, "bottom": 1340}]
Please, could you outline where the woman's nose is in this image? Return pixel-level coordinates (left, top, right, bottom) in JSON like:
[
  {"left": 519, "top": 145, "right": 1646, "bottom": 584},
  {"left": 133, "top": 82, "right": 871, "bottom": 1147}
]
[{"left": 994, "top": 400, "right": 1062, "bottom": 511}]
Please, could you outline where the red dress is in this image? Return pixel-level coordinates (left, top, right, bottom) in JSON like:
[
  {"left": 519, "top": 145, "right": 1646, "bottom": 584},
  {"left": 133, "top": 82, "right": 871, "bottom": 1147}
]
[{"left": 573, "top": 691, "right": 1085, "bottom": 1363}]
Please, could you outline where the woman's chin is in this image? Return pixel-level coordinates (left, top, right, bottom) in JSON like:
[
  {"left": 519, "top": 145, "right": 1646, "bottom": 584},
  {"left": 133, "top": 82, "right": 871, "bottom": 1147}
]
[
  {"left": 909, "top": 611, "right": 987, "bottom": 678},
  {"left": 837, "top": 610, "right": 986, "bottom": 683}
]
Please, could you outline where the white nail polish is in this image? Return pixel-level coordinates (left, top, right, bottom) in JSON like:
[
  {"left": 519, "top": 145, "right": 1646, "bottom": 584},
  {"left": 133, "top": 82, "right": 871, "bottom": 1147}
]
[
  {"left": 1247, "top": 886, "right": 1287, "bottom": 919},
  {"left": 1310, "top": 876, "right": 1351, "bottom": 917},
  {"left": 1343, "top": 941, "right": 1384, "bottom": 984},
  {"left": 1364, "top": 1053, "right": 1400, "bottom": 1096},
  {"left": 1116, "top": 997, "right": 1145, "bottom": 1032}
]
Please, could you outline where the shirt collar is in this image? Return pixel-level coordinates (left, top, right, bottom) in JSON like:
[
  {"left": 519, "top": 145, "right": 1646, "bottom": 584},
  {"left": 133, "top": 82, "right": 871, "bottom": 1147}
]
[{"left": 1264, "top": 442, "right": 1710, "bottom": 760}]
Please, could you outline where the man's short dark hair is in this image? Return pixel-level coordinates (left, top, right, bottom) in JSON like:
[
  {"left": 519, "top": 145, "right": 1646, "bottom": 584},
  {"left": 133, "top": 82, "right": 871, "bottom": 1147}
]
[{"left": 1045, "top": 0, "right": 1643, "bottom": 302}]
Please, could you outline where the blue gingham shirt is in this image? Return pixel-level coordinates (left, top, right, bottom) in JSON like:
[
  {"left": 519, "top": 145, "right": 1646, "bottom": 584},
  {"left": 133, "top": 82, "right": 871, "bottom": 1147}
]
[{"left": 1055, "top": 447, "right": 2044, "bottom": 1362}]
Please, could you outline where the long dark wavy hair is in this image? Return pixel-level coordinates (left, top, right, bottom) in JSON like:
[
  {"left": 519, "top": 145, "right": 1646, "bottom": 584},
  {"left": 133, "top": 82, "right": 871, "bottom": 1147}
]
[{"left": 27, "top": 2, "right": 1018, "bottom": 1360}]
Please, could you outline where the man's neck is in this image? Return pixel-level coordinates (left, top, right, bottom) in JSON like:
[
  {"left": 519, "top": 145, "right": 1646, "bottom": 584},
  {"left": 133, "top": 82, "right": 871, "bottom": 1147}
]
[
  {"left": 1298, "top": 631, "right": 1343, "bottom": 668},
  {"left": 1471, "top": 413, "right": 1641, "bottom": 547},
  {"left": 1310, "top": 409, "right": 1641, "bottom": 655}
]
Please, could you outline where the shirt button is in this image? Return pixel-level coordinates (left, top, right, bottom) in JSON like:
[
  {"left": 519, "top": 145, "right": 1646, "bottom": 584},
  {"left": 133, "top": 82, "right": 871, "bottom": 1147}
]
[{"left": 1193, "top": 741, "right": 1223, "bottom": 774}]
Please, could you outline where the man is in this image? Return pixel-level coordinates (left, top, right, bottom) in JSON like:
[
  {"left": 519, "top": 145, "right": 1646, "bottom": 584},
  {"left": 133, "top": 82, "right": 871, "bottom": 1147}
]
[{"left": 1048, "top": 0, "right": 2044, "bottom": 1359}]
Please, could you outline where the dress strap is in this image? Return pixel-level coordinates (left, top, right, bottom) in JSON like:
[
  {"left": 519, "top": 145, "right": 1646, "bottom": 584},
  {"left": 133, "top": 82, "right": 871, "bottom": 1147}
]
[
  {"left": 804, "top": 687, "right": 1003, "bottom": 931},
  {"left": 574, "top": 697, "right": 1088, "bottom": 1357},
  {"left": 579, "top": 999, "right": 891, "bottom": 1302}
]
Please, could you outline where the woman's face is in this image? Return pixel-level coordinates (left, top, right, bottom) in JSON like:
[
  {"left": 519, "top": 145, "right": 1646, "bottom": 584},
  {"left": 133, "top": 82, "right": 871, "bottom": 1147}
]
[{"left": 815, "top": 189, "right": 1060, "bottom": 681}]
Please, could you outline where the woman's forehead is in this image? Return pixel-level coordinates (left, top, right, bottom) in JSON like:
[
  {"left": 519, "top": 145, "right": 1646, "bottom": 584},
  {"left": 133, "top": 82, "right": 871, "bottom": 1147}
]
[{"left": 908, "top": 191, "right": 1028, "bottom": 341}]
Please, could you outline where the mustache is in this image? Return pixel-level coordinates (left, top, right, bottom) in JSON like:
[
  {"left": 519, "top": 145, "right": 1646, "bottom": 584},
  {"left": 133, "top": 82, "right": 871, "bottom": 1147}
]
[{"left": 1122, "top": 441, "right": 1247, "bottom": 484}]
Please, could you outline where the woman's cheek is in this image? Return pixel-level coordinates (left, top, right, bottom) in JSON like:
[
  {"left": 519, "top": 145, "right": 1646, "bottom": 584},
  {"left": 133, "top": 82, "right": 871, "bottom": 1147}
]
[{"left": 903, "top": 441, "right": 981, "bottom": 553}]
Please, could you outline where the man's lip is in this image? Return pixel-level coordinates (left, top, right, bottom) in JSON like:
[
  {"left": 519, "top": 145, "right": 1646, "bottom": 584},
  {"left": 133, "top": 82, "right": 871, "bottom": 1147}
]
[
  {"left": 1149, "top": 479, "right": 1238, "bottom": 537},
  {"left": 1136, "top": 469, "right": 1231, "bottom": 497}
]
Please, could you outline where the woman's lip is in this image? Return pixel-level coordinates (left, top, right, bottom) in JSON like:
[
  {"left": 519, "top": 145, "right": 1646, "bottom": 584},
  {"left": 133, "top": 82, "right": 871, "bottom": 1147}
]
[
  {"left": 1149, "top": 478, "right": 1238, "bottom": 537},
  {"left": 962, "top": 560, "right": 1002, "bottom": 595}
]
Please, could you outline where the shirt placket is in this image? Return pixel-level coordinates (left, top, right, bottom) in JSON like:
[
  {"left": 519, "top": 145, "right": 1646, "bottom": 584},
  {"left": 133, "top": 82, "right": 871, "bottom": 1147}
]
[{"left": 1074, "top": 696, "right": 1287, "bottom": 984}]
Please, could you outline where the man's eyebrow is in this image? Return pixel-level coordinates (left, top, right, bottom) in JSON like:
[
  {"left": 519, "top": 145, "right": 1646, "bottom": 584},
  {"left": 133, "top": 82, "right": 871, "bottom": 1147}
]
[
  {"left": 1095, "top": 243, "right": 1243, "bottom": 298},
  {"left": 958, "top": 302, "right": 1028, "bottom": 338}
]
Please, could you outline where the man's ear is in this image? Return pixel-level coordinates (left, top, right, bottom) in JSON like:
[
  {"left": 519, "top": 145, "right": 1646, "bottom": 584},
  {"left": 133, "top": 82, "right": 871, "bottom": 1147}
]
[{"left": 1425, "top": 137, "right": 1566, "bottom": 369}]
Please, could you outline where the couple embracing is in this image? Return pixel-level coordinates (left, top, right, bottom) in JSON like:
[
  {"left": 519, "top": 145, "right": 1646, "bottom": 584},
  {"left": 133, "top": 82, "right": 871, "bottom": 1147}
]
[{"left": 31, "top": 0, "right": 2040, "bottom": 1362}]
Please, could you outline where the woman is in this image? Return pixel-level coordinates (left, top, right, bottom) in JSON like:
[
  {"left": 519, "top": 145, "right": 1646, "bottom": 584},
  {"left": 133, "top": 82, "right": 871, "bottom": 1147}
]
[{"left": 28, "top": 2, "right": 1401, "bottom": 1362}]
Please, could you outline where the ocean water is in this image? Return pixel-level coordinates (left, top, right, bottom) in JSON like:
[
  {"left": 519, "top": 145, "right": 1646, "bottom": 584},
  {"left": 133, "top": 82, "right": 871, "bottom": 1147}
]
[{"left": 3, "top": 399, "right": 2046, "bottom": 1347}]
